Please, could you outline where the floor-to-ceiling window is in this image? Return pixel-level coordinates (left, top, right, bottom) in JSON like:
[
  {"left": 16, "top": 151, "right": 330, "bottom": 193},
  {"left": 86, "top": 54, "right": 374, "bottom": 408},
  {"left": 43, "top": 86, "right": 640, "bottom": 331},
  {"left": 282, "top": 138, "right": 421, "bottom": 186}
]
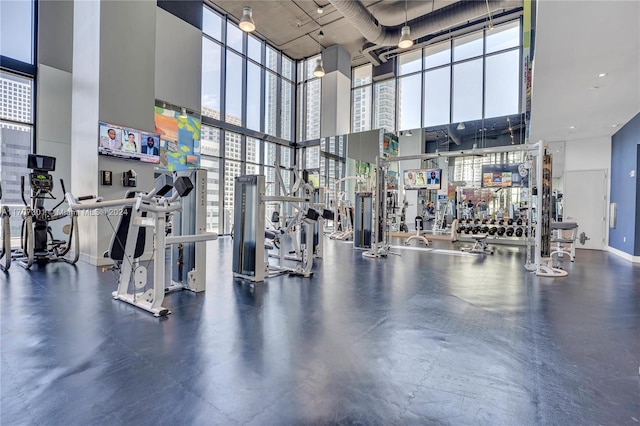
[
  {"left": 297, "top": 56, "right": 322, "bottom": 142},
  {"left": 1, "top": 0, "right": 36, "bottom": 240},
  {"left": 350, "top": 18, "right": 522, "bottom": 133},
  {"left": 201, "top": 4, "right": 295, "bottom": 234}
]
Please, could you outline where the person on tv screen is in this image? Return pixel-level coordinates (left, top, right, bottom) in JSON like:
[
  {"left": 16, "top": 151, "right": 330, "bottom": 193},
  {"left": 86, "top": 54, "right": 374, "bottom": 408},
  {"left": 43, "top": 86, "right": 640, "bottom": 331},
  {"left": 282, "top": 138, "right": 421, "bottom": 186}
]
[
  {"left": 123, "top": 133, "right": 138, "bottom": 153},
  {"left": 428, "top": 171, "right": 439, "bottom": 185},
  {"left": 416, "top": 172, "right": 426, "bottom": 185},
  {"left": 100, "top": 128, "right": 121, "bottom": 150},
  {"left": 142, "top": 136, "right": 158, "bottom": 155},
  {"left": 406, "top": 172, "right": 416, "bottom": 186}
]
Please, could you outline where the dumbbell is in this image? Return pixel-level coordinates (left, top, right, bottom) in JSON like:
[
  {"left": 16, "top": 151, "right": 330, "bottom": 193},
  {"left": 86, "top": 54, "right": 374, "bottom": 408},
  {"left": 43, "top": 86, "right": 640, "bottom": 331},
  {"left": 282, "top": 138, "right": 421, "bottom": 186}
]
[
  {"left": 474, "top": 219, "right": 480, "bottom": 224},
  {"left": 464, "top": 226, "right": 471, "bottom": 234},
  {"left": 471, "top": 226, "right": 480, "bottom": 234},
  {"left": 488, "top": 227, "right": 497, "bottom": 235},
  {"left": 516, "top": 219, "right": 523, "bottom": 225},
  {"left": 498, "top": 219, "right": 504, "bottom": 225},
  {"left": 515, "top": 227, "right": 523, "bottom": 237},
  {"left": 466, "top": 219, "right": 473, "bottom": 224},
  {"left": 481, "top": 226, "right": 489, "bottom": 233},
  {"left": 506, "top": 227, "right": 514, "bottom": 236},
  {"left": 508, "top": 219, "right": 514, "bottom": 225},
  {"left": 497, "top": 227, "right": 506, "bottom": 236}
]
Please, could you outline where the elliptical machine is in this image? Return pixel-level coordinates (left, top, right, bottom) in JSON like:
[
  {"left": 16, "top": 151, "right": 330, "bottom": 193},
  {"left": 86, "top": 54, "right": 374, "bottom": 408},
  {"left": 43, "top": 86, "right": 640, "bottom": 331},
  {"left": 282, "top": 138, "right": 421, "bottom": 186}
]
[
  {"left": 14, "top": 154, "right": 79, "bottom": 269},
  {"left": 0, "top": 181, "right": 10, "bottom": 271}
]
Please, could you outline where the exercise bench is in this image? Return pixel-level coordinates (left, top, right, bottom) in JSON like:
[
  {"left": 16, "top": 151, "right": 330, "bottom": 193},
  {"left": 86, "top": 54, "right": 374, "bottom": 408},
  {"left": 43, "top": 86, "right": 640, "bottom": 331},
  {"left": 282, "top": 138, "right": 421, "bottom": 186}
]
[{"left": 461, "top": 233, "right": 494, "bottom": 255}]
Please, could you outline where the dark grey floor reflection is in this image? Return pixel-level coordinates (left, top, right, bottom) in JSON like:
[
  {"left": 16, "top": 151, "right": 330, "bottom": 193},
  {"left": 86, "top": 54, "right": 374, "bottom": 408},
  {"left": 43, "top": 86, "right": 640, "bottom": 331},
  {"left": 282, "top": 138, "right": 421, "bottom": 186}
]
[{"left": 2, "top": 237, "right": 639, "bottom": 425}]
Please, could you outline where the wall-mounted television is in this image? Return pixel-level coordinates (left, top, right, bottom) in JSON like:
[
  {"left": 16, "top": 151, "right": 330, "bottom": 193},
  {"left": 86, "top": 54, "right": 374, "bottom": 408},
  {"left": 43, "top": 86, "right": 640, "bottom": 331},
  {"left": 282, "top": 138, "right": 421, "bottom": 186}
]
[
  {"left": 98, "top": 122, "right": 160, "bottom": 164},
  {"left": 481, "top": 163, "right": 528, "bottom": 188},
  {"left": 403, "top": 168, "right": 441, "bottom": 190}
]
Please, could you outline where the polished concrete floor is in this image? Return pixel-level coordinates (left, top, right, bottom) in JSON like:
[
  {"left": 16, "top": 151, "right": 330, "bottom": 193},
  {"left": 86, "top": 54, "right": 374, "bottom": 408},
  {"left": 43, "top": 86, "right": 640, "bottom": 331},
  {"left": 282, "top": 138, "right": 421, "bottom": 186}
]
[{"left": 1, "top": 237, "right": 639, "bottom": 425}]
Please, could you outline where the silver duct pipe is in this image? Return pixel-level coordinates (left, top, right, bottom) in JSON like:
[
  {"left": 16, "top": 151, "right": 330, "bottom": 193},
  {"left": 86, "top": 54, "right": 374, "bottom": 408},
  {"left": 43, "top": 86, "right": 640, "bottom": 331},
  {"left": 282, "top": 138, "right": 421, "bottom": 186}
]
[{"left": 328, "top": 0, "right": 519, "bottom": 53}]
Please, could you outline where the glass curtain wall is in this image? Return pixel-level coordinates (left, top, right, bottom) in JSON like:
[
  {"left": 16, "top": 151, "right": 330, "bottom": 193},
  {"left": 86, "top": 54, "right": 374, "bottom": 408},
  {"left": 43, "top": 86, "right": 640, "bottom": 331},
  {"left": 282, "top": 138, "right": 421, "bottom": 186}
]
[
  {"left": 297, "top": 56, "right": 322, "bottom": 141},
  {"left": 350, "top": 19, "right": 522, "bottom": 133},
  {"left": 201, "top": 5, "right": 295, "bottom": 234},
  {"left": 0, "top": 0, "right": 36, "bottom": 240}
]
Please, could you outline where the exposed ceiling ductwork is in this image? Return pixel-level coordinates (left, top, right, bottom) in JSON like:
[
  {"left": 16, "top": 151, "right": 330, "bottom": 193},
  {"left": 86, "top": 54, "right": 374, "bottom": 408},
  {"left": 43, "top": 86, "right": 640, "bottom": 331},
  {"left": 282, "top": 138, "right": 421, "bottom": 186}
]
[{"left": 327, "top": 0, "right": 521, "bottom": 64}]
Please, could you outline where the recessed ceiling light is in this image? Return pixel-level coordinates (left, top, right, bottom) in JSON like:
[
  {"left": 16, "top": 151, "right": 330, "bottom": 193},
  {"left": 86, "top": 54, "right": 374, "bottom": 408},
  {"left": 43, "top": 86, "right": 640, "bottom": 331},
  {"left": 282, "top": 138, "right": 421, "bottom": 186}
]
[
  {"left": 569, "top": 126, "right": 576, "bottom": 130},
  {"left": 611, "top": 124, "right": 620, "bottom": 128},
  {"left": 591, "top": 85, "right": 600, "bottom": 90},
  {"left": 597, "top": 73, "right": 607, "bottom": 78},
  {"left": 317, "top": 6, "right": 323, "bottom": 14}
]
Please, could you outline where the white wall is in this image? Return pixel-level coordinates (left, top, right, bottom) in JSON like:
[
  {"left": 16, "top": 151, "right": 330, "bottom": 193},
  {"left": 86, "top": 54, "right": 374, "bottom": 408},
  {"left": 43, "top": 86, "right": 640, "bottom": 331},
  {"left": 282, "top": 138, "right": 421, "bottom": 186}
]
[
  {"left": 320, "top": 71, "right": 350, "bottom": 138},
  {"left": 37, "top": 65, "right": 73, "bottom": 238},
  {"left": 564, "top": 136, "right": 612, "bottom": 246},
  {"left": 71, "top": 0, "right": 101, "bottom": 262}
]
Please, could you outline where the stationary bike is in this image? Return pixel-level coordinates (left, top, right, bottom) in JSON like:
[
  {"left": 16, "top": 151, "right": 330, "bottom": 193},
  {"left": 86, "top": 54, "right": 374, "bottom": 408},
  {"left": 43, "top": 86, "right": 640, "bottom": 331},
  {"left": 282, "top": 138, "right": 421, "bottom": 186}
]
[
  {"left": 0, "top": 181, "right": 10, "bottom": 271},
  {"left": 14, "top": 154, "right": 79, "bottom": 269}
]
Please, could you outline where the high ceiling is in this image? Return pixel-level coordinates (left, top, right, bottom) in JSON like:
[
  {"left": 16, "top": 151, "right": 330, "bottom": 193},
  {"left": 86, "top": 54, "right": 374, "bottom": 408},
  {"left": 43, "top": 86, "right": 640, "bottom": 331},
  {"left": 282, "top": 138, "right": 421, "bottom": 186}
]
[
  {"left": 209, "top": 1, "right": 639, "bottom": 146},
  {"left": 529, "top": 1, "right": 640, "bottom": 144},
  {"left": 208, "top": 0, "right": 461, "bottom": 64}
]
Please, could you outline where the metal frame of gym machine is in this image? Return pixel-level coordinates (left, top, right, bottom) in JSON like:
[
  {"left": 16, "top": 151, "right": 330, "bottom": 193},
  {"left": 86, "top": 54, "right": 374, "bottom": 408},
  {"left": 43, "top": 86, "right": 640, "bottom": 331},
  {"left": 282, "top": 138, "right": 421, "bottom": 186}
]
[
  {"left": 328, "top": 176, "right": 367, "bottom": 241},
  {"left": 15, "top": 155, "right": 79, "bottom": 269},
  {"left": 232, "top": 171, "right": 318, "bottom": 283},
  {"left": 0, "top": 182, "right": 10, "bottom": 271},
  {"left": 66, "top": 173, "right": 218, "bottom": 317},
  {"left": 362, "top": 141, "right": 568, "bottom": 278}
]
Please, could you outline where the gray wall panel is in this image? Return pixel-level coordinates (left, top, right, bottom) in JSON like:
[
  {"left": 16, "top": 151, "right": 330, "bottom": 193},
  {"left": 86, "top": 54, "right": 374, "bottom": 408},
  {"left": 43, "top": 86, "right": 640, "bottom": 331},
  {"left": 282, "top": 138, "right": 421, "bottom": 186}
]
[
  {"left": 155, "top": 7, "right": 202, "bottom": 113},
  {"left": 38, "top": 0, "right": 73, "bottom": 73},
  {"left": 99, "top": 0, "right": 156, "bottom": 132}
]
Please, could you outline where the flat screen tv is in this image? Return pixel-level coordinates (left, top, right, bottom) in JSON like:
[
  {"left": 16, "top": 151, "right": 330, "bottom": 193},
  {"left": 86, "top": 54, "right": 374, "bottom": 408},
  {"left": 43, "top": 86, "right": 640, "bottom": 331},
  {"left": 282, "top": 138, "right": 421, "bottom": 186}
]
[
  {"left": 98, "top": 122, "right": 160, "bottom": 164},
  {"left": 481, "top": 164, "right": 528, "bottom": 188},
  {"left": 403, "top": 168, "right": 441, "bottom": 190}
]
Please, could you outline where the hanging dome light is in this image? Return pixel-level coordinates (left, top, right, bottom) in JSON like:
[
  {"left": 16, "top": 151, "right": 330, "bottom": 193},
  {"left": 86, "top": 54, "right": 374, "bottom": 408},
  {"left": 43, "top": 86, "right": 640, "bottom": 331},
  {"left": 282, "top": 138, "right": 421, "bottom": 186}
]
[
  {"left": 398, "top": 25, "right": 413, "bottom": 49},
  {"left": 313, "top": 30, "right": 325, "bottom": 77},
  {"left": 398, "top": 0, "right": 413, "bottom": 49},
  {"left": 239, "top": 6, "right": 255, "bottom": 32},
  {"left": 313, "top": 58, "right": 325, "bottom": 78}
]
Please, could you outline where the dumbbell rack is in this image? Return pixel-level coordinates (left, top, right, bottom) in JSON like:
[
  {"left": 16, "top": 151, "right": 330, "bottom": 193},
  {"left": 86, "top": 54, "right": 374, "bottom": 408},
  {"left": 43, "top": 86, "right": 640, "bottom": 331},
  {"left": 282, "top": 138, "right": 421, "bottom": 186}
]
[{"left": 456, "top": 218, "right": 533, "bottom": 245}]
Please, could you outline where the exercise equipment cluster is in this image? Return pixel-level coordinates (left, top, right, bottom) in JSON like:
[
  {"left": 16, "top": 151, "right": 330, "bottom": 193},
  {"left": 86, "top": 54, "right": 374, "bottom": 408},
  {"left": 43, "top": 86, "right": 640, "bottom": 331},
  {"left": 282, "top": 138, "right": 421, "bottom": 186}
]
[{"left": 456, "top": 217, "right": 530, "bottom": 238}]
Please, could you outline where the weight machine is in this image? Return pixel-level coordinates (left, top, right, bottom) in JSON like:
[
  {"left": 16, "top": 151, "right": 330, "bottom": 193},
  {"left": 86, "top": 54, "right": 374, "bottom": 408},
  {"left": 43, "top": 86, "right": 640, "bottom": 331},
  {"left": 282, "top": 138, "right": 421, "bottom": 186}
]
[
  {"left": 329, "top": 176, "right": 366, "bottom": 241},
  {"left": 364, "top": 142, "right": 568, "bottom": 277},
  {"left": 0, "top": 181, "right": 10, "bottom": 271},
  {"left": 14, "top": 154, "right": 79, "bottom": 269},
  {"left": 66, "top": 173, "right": 218, "bottom": 317},
  {"left": 232, "top": 174, "right": 320, "bottom": 282}
]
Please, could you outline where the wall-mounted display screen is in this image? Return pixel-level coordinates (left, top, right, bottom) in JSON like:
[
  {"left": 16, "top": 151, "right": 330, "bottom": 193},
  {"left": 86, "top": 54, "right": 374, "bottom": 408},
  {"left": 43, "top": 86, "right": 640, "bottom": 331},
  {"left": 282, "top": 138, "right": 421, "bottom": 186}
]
[
  {"left": 98, "top": 122, "right": 160, "bottom": 164},
  {"left": 382, "top": 133, "right": 399, "bottom": 157},
  {"left": 154, "top": 106, "right": 201, "bottom": 171},
  {"left": 481, "top": 163, "right": 528, "bottom": 188},
  {"left": 403, "top": 168, "right": 441, "bottom": 190}
]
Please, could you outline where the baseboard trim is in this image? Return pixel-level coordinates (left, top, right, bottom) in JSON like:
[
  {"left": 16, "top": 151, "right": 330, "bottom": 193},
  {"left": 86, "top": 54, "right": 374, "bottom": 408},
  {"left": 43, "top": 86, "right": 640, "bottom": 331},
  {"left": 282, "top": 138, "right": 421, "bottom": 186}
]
[{"left": 607, "top": 246, "right": 640, "bottom": 263}]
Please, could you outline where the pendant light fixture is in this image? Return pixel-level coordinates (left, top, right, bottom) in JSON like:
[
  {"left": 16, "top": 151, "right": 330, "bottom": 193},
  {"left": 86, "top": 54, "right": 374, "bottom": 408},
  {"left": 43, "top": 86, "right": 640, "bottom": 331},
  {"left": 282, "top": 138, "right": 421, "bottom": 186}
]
[
  {"left": 239, "top": 6, "right": 256, "bottom": 32},
  {"left": 313, "top": 30, "right": 325, "bottom": 78},
  {"left": 398, "top": 0, "right": 413, "bottom": 49}
]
